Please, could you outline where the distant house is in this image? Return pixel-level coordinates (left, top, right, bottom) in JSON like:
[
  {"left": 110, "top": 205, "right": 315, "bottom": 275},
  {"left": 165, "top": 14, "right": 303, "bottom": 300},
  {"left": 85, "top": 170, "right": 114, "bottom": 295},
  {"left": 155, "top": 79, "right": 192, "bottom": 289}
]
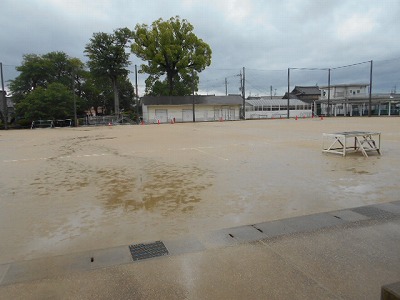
[
  {"left": 284, "top": 86, "right": 321, "bottom": 103},
  {"left": 141, "top": 95, "right": 243, "bottom": 123},
  {"left": 0, "top": 92, "right": 14, "bottom": 123},
  {"left": 317, "top": 83, "right": 400, "bottom": 116},
  {"left": 319, "top": 83, "right": 369, "bottom": 99},
  {"left": 282, "top": 86, "right": 321, "bottom": 116}
]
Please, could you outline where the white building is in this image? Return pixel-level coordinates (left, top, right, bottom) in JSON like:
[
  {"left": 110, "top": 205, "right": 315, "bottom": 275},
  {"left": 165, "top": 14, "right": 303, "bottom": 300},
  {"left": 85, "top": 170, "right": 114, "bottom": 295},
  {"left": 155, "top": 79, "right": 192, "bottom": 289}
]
[
  {"left": 141, "top": 95, "right": 243, "bottom": 123},
  {"left": 245, "top": 97, "right": 313, "bottom": 119},
  {"left": 320, "top": 83, "right": 369, "bottom": 99},
  {"left": 317, "top": 84, "right": 400, "bottom": 116}
]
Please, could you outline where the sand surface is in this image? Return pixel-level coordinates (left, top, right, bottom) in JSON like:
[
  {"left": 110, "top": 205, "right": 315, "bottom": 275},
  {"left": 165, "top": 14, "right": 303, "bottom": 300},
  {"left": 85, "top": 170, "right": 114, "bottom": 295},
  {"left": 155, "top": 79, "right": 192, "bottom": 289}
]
[{"left": 1, "top": 117, "right": 399, "bottom": 264}]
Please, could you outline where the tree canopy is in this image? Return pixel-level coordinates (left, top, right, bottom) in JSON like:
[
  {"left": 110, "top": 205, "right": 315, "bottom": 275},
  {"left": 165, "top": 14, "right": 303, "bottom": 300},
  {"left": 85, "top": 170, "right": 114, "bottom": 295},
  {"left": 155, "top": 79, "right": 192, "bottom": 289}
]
[
  {"left": 131, "top": 16, "right": 211, "bottom": 96},
  {"left": 9, "top": 52, "right": 86, "bottom": 122},
  {"left": 8, "top": 18, "right": 212, "bottom": 124},
  {"left": 10, "top": 52, "right": 85, "bottom": 102},
  {"left": 15, "top": 83, "right": 75, "bottom": 120},
  {"left": 85, "top": 27, "right": 134, "bottom": 114}
]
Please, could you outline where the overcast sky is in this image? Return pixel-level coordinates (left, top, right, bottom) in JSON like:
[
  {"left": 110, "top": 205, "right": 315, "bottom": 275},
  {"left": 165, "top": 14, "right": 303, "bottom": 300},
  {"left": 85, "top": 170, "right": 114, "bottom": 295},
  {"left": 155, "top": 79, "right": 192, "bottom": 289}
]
[{"left": 2, "top": 0, "right": 400, "bottom": 96}]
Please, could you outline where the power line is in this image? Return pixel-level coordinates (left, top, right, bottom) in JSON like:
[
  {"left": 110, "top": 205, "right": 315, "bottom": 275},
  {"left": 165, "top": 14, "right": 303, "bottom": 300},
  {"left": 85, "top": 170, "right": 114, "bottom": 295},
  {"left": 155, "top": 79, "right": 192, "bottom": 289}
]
[
  {"left": 244, "top": 79, "right": 268, "bottom": 95},
  {"left": 246, "top": 68, "right": 286, "bottom": 72},
  {"left": 331, "top": 60, "right": 371, "bottom": 70}
]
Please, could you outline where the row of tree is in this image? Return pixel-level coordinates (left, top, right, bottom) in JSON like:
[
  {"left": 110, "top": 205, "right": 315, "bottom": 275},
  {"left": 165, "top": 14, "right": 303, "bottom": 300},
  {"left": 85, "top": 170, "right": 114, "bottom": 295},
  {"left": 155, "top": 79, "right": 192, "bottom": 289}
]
[{"left": 9, "top": 16, "right": 212, "bottom": 123}]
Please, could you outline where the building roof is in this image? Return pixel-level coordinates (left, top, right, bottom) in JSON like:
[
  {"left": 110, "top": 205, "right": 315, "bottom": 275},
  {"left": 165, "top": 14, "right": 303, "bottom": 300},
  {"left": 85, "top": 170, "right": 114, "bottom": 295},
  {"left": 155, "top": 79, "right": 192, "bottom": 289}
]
[
  {"left": 246, "top": 98, "right": 309, "bottom": 107},
  {"left": 142, "top": 95, "right": 243, "bottom": 106},
  {"left": 247, "top": 96, "right": 283, "bottom": 100},
  {"left": 282, "top": 92, "right": 300, "bottom": 100},
  {"left": 319, "top": 83, "right": 369, "bottom": 89},
  {"left": 292, "top": 86, "right": 321, "bottom": 96},
  {"left": 316, "top": 93, "right": 400, "bottom": 103}
]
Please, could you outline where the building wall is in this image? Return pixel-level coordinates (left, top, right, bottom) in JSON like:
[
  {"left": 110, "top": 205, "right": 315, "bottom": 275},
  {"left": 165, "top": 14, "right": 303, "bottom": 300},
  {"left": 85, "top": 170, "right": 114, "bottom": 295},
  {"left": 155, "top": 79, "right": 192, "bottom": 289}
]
[
  {"left": 320, "top": 101, "right": 400, "bottom": 116},
  {"left": 143, "top": 105, "right": 241, "bottom": 123},
  {"left": 246, "top": 109, "right": 312, "bottom": 119},
  {"left": 320, "top": 85, "right": 368, "bottom": 99},
  {"left": 245, "top": 103, "right": 313, "bottom": 119}
]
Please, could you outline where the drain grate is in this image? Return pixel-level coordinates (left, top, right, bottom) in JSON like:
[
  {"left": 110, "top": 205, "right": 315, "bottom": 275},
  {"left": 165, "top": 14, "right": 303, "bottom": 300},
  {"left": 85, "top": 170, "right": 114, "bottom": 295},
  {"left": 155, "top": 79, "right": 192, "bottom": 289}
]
[
  {"left": 352, "top": 206, "right": 398, "bottom": 220},
  {"left": 129, "top": 241, "right": 169, "bottom": 261}
]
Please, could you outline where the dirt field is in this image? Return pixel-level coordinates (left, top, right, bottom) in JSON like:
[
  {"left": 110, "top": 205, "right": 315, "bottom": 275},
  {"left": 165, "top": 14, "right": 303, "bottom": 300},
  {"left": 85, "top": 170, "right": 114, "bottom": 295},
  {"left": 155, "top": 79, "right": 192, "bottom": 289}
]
[{"left": 1, "top": 117, "right": 399, "bottom": 264}]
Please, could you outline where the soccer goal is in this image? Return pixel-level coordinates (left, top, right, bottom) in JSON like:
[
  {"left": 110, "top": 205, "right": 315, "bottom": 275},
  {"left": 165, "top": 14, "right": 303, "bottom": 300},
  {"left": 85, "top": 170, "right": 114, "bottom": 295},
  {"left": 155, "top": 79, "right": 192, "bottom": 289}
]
[{"left": 31, "top": 120, "right": 54, "bottom": 129}]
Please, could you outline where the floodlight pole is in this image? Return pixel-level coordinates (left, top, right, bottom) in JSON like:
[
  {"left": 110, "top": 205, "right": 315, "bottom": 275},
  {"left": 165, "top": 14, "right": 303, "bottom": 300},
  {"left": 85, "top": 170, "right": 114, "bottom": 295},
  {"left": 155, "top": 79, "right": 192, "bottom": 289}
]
[
  {"left": 368, "top": 60, "right": 373, "bottom": 117},
  {"left": 287, "top": 68, "right": 290, "bottom": 119}
]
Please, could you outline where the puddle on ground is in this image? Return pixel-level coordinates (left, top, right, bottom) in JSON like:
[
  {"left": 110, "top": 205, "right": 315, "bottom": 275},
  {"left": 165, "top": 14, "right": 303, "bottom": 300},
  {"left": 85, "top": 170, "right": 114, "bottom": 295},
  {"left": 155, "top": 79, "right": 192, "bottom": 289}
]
[
  {"left": 99, "top": 161, "right": 213, "bottom": 215},
  {"left": 346, "top": 168, "right": 370, "bottom": 175}
]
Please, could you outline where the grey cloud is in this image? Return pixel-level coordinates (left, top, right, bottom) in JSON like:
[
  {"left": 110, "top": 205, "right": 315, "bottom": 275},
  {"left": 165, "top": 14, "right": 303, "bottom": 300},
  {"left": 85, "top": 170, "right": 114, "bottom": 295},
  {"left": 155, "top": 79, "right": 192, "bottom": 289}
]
[{"left": 1, "top": 0, "right": 400, "bottom": 95}]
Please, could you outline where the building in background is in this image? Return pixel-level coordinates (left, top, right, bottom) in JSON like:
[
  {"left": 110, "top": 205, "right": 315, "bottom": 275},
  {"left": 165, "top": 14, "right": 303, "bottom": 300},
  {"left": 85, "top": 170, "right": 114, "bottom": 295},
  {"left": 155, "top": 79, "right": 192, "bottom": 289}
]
[
  {"left": 317, "top": 83, "right": 400, "bottom": 116},
  {"left": 141, "top": 95, "right": 243, "bottom": 123},
  {"left": 0, "top": 91, "right": 14, "bottom": 124},
  {"left": 245, "top": 96, "right": 312, "bottom": 119}
]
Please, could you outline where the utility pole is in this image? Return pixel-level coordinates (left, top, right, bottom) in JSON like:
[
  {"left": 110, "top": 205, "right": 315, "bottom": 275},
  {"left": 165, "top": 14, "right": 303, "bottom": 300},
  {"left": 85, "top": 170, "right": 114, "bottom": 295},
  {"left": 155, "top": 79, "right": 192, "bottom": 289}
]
[
  {"left": 0, "top": 62, "right": 7, "bottom": 129},
  {"left": 225, "top": 77, "right": 228, "bottom": 96},
  {"left": 270, "top": 85, "right": 273, "bottom": 99}
]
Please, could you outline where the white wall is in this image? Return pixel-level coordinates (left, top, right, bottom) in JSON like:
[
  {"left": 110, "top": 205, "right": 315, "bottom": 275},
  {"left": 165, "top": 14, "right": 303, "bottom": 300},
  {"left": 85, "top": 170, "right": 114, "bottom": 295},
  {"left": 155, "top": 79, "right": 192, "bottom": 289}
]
[
  {"left": 245, "top": 109, "right": 312, "bottom": 119},
  {"left": 143, "top": 105, "right": 241, "bottom": 123},
  {"left": 320, "top": 85, "right": 368, "bottom": 99}
]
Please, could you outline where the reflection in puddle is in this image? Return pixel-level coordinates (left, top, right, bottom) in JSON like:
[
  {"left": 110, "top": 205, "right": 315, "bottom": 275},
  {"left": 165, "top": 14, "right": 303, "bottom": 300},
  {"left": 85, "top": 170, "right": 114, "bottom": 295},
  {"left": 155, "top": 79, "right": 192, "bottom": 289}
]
[
  {"left": 346, "top": 168, "right": 370, "bottom": 175},
  {"left": 99, "top": 163, "right": 213, "bottom": 215}
]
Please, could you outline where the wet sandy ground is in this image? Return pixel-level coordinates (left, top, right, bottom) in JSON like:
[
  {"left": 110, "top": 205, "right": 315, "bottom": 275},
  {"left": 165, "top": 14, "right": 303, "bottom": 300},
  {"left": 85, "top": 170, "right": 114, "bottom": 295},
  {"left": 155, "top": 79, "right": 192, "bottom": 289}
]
[{"left": 1, "top": 117, "right": 399, "bottom": 264}]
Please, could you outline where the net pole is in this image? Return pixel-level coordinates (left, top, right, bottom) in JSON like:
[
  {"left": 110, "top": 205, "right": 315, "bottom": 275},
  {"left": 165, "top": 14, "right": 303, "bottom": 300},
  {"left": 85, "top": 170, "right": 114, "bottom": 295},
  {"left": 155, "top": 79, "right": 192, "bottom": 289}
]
[
  {"left": 368, "top": 60, "right": 373, "bottom": 117},
  {"left": 287, "top": 68, "right": 290, "bottom": 119}
]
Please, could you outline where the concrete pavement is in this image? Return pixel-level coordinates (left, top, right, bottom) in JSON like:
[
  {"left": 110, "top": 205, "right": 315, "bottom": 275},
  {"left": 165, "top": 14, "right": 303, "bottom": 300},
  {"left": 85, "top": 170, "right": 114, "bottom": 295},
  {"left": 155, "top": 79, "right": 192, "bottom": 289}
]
[{"left": 1, "top": 201, "right": 400, "bottom": 299}]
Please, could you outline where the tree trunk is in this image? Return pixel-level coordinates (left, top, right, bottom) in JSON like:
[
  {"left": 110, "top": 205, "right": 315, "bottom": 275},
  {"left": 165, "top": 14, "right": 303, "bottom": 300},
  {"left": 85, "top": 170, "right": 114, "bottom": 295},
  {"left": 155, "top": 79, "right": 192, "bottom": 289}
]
[
  {"left": 112, "top": 79, "right": 119, "bottom": 115},
  {"left": 167, "top": 72, "right": 174, "bottom": 96}
]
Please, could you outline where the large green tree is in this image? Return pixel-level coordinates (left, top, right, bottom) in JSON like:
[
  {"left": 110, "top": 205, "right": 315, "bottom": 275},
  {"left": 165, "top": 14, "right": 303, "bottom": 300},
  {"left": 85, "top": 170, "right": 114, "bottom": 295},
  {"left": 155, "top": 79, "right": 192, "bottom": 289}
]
[
  {"left": 15, "top": 83, "right": 75, "bottom": 120},
  {"left": 80, "top": 74, "right": 135, "bottom": 115},
  {"left": 10, "top": 52, "right": 85, "bottom": 104},
  {"left": 131, "top": 16, "right": 212, "bottom": 96},
  {"left": 85, "top": 27, "right": 133, "bottom": 115},
  {"left": 10, "top": 52, "right": 86, "bottom": 121}
]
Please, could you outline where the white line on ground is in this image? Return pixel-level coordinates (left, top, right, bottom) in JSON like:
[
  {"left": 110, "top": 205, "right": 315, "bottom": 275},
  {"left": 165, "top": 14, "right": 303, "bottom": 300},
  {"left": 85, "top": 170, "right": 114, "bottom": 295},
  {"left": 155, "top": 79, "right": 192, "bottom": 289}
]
[
  {"left": 3, "top": 144, "right": 242, "bottom": 163},
  {"left": 2, "top": 153, "right": 111, "bottom": 163},
  {"left": 193, "top": 148, "right": 229, "bottom": 161},
  {"left": 165, "top": 146, "right": 229, "bottom": 160}
]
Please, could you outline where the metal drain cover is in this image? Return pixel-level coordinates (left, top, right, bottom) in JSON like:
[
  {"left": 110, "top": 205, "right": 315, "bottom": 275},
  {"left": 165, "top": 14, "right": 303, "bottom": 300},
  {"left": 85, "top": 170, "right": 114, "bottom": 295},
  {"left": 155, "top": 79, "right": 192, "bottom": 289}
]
[
  {"left": 352, "top": 206, "right": 398, "bottom": 220},
  {"left": 129, "top": 241, "right": 169, "bottom": 261}
]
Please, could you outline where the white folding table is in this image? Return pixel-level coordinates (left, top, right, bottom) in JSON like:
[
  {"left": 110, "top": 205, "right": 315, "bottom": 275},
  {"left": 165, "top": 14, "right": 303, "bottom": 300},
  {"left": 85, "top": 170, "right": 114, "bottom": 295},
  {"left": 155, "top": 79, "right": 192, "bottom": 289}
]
[{"left": 322, "top": 131, "right": 381, "bottom": 157}]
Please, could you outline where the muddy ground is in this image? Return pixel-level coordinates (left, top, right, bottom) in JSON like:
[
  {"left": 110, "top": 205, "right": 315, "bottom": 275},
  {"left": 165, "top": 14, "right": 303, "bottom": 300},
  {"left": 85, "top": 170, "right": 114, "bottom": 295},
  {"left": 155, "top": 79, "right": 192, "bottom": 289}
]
[{"left": 1, "top": 117, "right": 399, "bottom": 264}]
